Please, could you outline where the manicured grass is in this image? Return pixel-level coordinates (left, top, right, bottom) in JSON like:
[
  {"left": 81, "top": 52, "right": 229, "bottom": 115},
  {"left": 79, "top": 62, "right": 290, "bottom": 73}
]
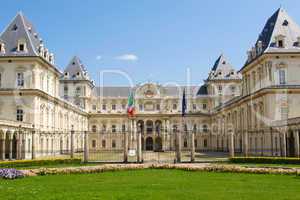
[{"left": 1, "top": 170, "right": 300, "bottom": 200}]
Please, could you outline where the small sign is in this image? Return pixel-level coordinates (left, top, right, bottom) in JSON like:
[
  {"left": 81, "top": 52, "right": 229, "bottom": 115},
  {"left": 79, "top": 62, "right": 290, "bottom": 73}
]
[{"left": 128, "top": 149, "right": 136, "bottom": 156}]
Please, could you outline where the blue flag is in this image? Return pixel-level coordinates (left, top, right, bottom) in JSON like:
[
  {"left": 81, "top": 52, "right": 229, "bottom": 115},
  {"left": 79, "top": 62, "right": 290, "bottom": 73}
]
[{"left": 182, "top": 88, "right": 187, "bottom": 117}]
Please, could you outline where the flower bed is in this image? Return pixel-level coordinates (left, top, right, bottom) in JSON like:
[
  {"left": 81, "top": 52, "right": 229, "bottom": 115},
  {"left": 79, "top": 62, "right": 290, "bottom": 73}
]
[
  {"left": 0, "top": 168, "right": 24, "bottom": 179},
  {"left": 0, "top": 158, "right": 82, "bottom": 168},
  {"left": 20, "top": 163, "right": 300, "bottom": 177},
  {"left": 229, "top": 157, "right": 300, "bottom": 164}
]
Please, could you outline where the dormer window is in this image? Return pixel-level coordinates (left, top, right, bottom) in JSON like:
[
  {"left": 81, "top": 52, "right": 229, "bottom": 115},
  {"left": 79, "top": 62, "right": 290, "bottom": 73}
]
[
  {"left": 17, "top": 39, "right": 27, "bottom": 52},
  {"left": 275, "top": 35, "right": 285, "bottom": 48},
  {"left": 278, "top": 40, "right": 283, "bottom": 48}
]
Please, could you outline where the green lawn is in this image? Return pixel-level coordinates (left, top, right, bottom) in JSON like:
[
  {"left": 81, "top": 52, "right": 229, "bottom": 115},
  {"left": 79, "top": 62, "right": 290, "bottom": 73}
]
[{"left": 1, "top": 170, "right": 300, "bottom": 200}]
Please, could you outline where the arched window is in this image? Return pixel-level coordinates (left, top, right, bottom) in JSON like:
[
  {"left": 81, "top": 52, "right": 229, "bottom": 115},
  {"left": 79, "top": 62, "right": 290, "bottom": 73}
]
[
  {"left": 184, "top": 139, "right": 188, "bottom": 148},
  {"left": 102, "top": 140, "right": 106, "bottom": 148}
]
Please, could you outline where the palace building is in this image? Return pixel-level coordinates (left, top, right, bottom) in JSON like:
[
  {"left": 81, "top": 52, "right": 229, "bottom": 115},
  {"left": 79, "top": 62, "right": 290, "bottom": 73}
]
[{"left": 0, "top": 8, "right": 299, "bottom": 161}]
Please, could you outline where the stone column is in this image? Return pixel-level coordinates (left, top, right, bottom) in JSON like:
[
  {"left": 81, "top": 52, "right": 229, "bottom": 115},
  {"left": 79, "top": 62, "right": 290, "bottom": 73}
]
[
  {"left": 282, "top": 132, "right": 287, "bottom": 157},
  {"left": 70, "top": 128, "right": 75, "bottom": 159},
  {"left": 84, "top": 131, "right": 89, "bottom": 162},
  {"left": 1, "top": 139, "right": 5, "bottom": 160},
  {"left": 124, "top": 129, "right": 129, "bottom": 163},
  {"left": 190, "top": 131, "right": 195, "bottom": 162},
  {"left": 32, "top": 130, "right": 36, "bottom": 159},
  {"left": 229, "top": 131, "right": 235, "bottom": 157},
  {"left": 244, "top": 131, "right": 249, "bottom": 157},
  {"left": 137, "top": 131, "right": 142, "bottom": 163},
  {"left": 9, "top": 138, "right": 12, "bottom": 160},
  {"left": 294, "top": 130, "right": 300, "bottom": 158}
]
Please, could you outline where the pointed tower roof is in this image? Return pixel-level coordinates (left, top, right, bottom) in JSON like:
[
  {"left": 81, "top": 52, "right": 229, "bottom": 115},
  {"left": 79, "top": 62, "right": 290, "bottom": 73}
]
[
  {"left": 64, "top": 56, "right": 92, "bottom": 81},
  {"left": 207, "top": 54, "right": 241, "bottom": 81},
  {"left": 0, "top": 12, "right": 44, "bottom": 57},
  {"left": 243, "top": 8, "right": 300, "bottom": 68},
  {"left": 256, "top": 8, "right": 300, "bottom": 53}
]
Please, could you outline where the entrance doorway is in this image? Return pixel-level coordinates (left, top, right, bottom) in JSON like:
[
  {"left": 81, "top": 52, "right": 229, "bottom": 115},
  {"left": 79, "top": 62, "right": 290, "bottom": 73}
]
[{"left": 146, "top": 137, "right": 153, "bottom": 150}]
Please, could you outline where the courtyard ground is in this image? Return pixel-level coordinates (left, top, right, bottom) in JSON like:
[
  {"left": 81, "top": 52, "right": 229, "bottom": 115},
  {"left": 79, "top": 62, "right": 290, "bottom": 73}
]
[{"left": 1, "top": 169, "right": 300, "bottom": 200}]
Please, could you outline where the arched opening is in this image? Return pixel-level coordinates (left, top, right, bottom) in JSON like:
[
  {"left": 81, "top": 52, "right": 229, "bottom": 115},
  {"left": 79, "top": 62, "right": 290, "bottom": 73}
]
[
  {"left": 145, "top": 137, "right": 153, "bottom": 151},
  {"left": 137, "top": 120, "right": 144, "bottom": 134},
  {"left": 12, "top": 134, "right": 17, "bottom": 159},
  {"left": 287, "top": 130, "right": 295, "bottom": 157},
  {"left": 5, "top": 135, "right": 10, "bottom": 159},
  {"left": 146, "top": 120, "right": 153, "bottom": 134},
  {"left": 155, "top": 120, "right": 162, "bottom": 134},
  {"left": 154, "top": 137, "right": 162, "bottom": 151}
]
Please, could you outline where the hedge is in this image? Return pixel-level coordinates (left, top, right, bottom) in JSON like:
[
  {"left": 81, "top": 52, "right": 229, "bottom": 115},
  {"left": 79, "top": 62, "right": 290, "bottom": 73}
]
[
  {"left": 0, "top": 158, "right": 82, "bottom": 168},
  {"left": 230, "top": 157, "right": 300, "bottom": 164}
]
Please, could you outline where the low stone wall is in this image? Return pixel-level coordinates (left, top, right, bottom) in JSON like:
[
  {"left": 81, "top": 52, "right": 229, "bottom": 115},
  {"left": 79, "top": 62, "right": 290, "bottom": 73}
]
[{"left": 21, "top": 163, "right": 300, "bottom": 177}]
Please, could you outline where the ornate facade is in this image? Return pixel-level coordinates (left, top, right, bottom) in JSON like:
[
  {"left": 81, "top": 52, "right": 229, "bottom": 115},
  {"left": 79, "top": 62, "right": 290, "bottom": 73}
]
[{"left": 0, "top": 8, "right": 300, "bottom": 161}]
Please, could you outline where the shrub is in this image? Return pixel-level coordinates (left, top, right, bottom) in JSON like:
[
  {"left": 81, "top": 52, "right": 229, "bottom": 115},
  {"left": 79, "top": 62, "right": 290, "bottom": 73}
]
[
  {"left": 229, "top": 157, "right": 300, "bottom": 165},
  {"left": 0, "top": 158, "right": 82, "bottom": 168},
  {"left": 0, "top": 168, "right": 24, "bottom": 179}
]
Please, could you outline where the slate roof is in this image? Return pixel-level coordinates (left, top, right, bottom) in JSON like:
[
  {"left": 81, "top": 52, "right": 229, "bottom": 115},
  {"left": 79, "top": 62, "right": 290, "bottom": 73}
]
[
  {"left": 207, "top": 54, "right": 241, "bottom": 81},
  {"left": 63, "top": 56, "right": 92, "bottom": 81},
  {"left": 196, "top": 84, "right": 208, "bottom": 95},
  {"left": 244, "top": 8, "right": 300, "bottom": 66},
  {"left": 0, "top": 12, "right": 44, "bottom": 57}
]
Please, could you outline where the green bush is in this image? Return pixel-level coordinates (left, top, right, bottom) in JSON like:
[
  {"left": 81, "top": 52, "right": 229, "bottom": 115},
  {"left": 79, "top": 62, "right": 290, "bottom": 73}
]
[
  {"left": 0, "top": 158, "right": 82, "bottom": 168},
  {"left": 230, "top": 157, "right": 300, "bottom": 165}
]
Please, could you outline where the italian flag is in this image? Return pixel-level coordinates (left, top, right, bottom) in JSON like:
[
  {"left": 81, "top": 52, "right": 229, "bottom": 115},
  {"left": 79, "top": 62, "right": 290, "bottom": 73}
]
[{"left": 127, "top": 91, "right": 135, "bottom": 117}]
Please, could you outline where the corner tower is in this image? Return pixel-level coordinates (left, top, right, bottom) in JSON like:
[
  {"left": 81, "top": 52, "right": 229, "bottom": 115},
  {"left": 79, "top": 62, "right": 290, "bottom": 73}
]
[{"left": 60, "top": 56, "right": 94, "bottom": 110}]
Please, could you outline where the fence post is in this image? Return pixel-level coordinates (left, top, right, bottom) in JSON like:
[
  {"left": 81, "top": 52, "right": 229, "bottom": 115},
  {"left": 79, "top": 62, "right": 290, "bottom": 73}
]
[
  {"left": 137, "top": 131, "right": 142, "bottom": 163},
  {"left": 229, "top": 131, "right": 235, "bottom": 157},
  {"left": 84, "top": 131, "right": 89, "bottom": 162},
  {"left": 176, "top": 130, "right": 181, "bottom": 163},
  {"left": 124, "top": 131, "right": 128, "bottom": 163},
  {"left": 31, "top": 126, "right": 36, "bottom": 159},
  {"left": 190, "top": 131, "right": 195, "bottom": 162},
  {"left": 70, "top": 126, "right": 74, "bottom": 159}
]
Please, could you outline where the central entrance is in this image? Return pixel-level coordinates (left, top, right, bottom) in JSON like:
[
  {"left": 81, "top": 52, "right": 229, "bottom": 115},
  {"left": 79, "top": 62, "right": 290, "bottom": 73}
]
[{"left": 146, "top": 137, "right": 153, "bottom": 150}]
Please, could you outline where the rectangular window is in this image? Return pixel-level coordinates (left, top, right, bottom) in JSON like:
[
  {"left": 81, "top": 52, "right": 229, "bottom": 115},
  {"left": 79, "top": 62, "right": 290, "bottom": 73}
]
[
  {"left": 19, "top": 44, "right": 25, "bottom": 51},
  {"left": 112, "top": 125, "right": 116, "bottom": 133},
  {"left": 278, "top": 40, "right": 283, "bottom": 48},
  {"left": 268, "top": 62, "right": 272, "bottom": 82},
  {"left": 122, "top": 104, "right": 126, "bottom": 110},
  {"left": 156, "top": 104, "right": 160, "bottom": 111},
  {"left": 16, "top": 109, "right": 23, "bottom": 121},
  {"left": 173, "top": 104, "right": 177, "bottom": 110},
  {"left": 279, "top": 69, "right": 286, "bottom": 85},
  {"left": 102, "top": 104, "right": 106, "bottom": 110},
  {"left": 139, "top": 104, "right": 143, "bottom": 111},
  {"left": 112, "top": 140, "right": 116, "bottom": 148},
  {"left": 92, "top": 105, "right": 96, "bottom": 110},
  {"left": 17, "top": 72, "right": 24, "bottom": 87},
  {"left": 203, "top": 103, "right": 207, "bottom": 110},
  {"left": 112, "top": 104, "right": 116, "bottom": 110},
  {"left": 122, "top": 124, "right": 126, "bottom": 132},
  {"left": 192, "top": 104, "right": 197, "bottom": 110}
]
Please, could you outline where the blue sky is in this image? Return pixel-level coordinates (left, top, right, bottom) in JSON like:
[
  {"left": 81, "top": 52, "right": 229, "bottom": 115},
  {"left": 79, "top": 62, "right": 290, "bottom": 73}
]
[{"left": 0, "top": 0, "right": 298, "bottom": 86}]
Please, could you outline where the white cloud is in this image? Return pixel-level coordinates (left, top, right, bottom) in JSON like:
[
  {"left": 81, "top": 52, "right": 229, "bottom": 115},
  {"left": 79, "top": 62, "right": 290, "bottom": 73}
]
[
  {"left": 96, "top": 55, "right": 102, "bottom": 60},
  {"left": 115, "top": 54, "right": 138, "bottom": 61}
]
